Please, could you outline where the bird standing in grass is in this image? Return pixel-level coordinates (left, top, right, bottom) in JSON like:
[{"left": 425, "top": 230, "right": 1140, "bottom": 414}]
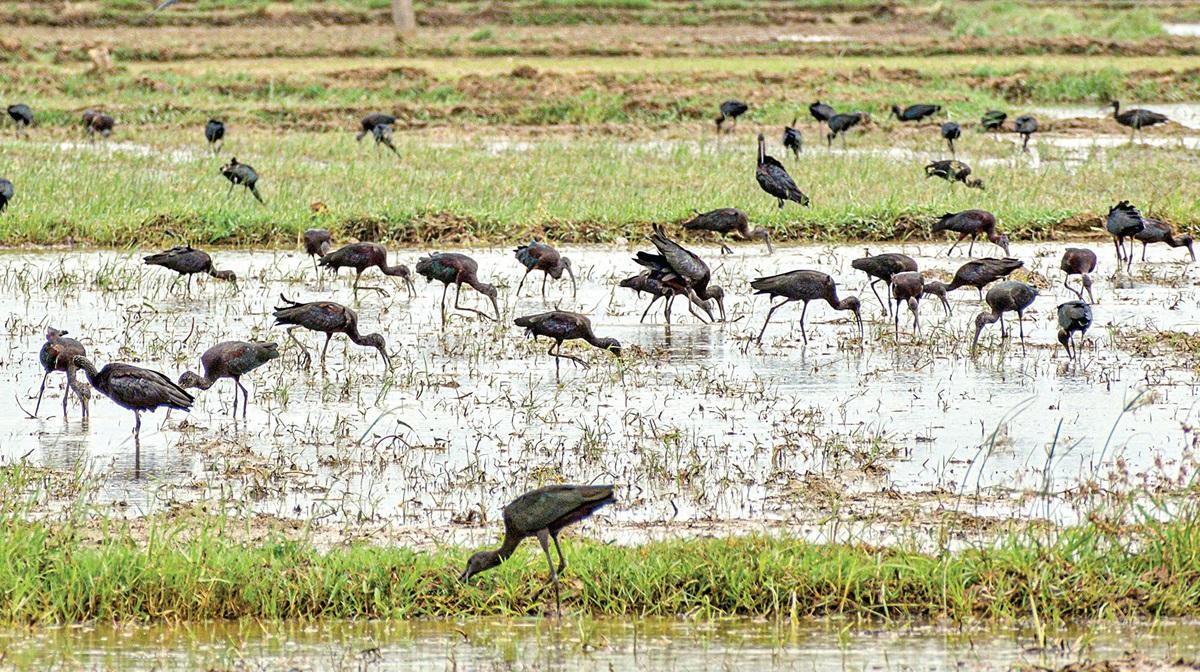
[
  {"left": 715, "top": 100, "right": 748, "bottom": 133},
  {"left": 372, "top": 123, "right": 400, "bottom": 157},
  {"left": 925, "top": 160, "right": 984, "bottom": 189},
  {"left": 981, "top": 110, "right": 1007, "bottom": 131},
  {"left": 85, "top": 111, "right": 114, "bottom": 139},
  {"left": 1057, "top": 300, "right": 1092, "bottom": 360},
  {"left": 1014, "top": 115, "right": 1037, "bottom": 152},
  {"left": 7, "top": 104, "right": 32, "bottom": 135},
  {"left": 1059, "top": 248, "right": 1097, "bottom": 303},
  {"left": 0, "top": 178, "right": 12, "bottom": 213},
  {"left": 35, "top": 327, "right": 90, "bottom": 418},
  {"left": 682, "top": 208, "right": 772, "bottom": 255},
  {"left": 514, "top": 240, "right": 576, "bottom": 298},
  {"left": 460, "top": 484, "right": 616, "bottom": 616},
  {"left": 221, "top": 157, "right": 264, "bottom": 204},
  {"left": 826, "top": 112, "right": 868, "bottom": 149},
  {"left": 940, "top": 121, "right": 961, "bottom": 156},
  {"left": 750, "top": 269, "right": 862, "bottom": 345},
  {"left": 514, "top": 311, "right": 620, "bottom": 379},
  {"left": 144, "top": 246, "right": 237, "bottom": 291},
  {"left": 931, "top": 209, "right": 1009, "bottom": 257},
  {"left": 782, "top": 118, "right": 802, "bottom": 159},
  {"left": 756, "top": 134, "right": 810, "bottom": 208},
  {"left": 319, "top": 242, "right": 415, "bottom": 298},
  {"left": 809, "top": 101, "right": 835, "bottom": 123},
  {"left": 971, "top": 281, "right": 1038, "bottom": 354},
  {"left": 356, "top": 113, "right": 397, "bottom": 142},
  {"left": 205, "top": 119, "right": 225, "bottom": 154},
  {"left": 272, "top": 296, "right": 389, "bottom": 370},
  {"left": 178, "top": 341, "right": 280, "bottom": 419},
  {"left": 72, "top": 355, "right": 193, "bottom": 439},
  {"left": 415, "top": 252, "right": 501, "bottom": 325},
  {"left": 892, "top": 103, "right": 940, "bottom": 122}
]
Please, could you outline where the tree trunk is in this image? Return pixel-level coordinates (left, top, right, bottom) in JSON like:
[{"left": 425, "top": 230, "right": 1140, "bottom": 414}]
[{"left": 392, "top": 0, "right": 415, "bottom": 38}]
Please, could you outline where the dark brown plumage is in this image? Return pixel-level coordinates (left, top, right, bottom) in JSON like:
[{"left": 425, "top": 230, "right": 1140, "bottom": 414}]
[
  {"left": 415, "top": 252, "right": 501, "bottom": 325},
  {"left": 971, "top": 281, "right": 1038, "bottom": 354},
  {"left": 931, "top": 209, "right": 1009, "bottom": 257},
  {"left": 925, "top": 160, "right": 983, "bottom": 189},
  {"left": 1136, "top": 217, "right": 1194, "bottom": 263},
  {"left": 514, "top": 311, "right": 620, "bottom": 379},
  {"left": 633, "top": 224, "right": 726, "bottom": 324},
  {"left": 72, "top": 356, "right": 193, "bottom": 437},
  {"left": 1014, "top": 115, "right": 1038, "bottom": 152},
  {"left": 750, "top": 270, "right": 862, "bottom": 344},
  {"left": 892, "top": 104, "right": 940, "bottom": 122},
  {"left": 619, "top": 272, "right": 710, "bottom": 324},
  {"left": 1107, "top": 200, "right": 1145, "bottom": 273},
  {"left": 1110, "top": 101, "right": 1168, "bottom": 142},
  {"left": 143, "top": 246, "right": 237, "bottom": 291},
  {"left": 716, "top": 100, "right": 748, "bottom": 133},
  {"left": 356, "top": 113, "right": 396, "bottom": 142},
  {"left": 36, "top": 327, "right": 89, "bottom": 418},
  {"left": 756, "top": 134, "right": 810, "bottom": 208},
  {"left": 782, "top": 118, "right": 802, "bottom": 159},
  {"left": 303, "top": 229, "right": 332, "bottom": 273},
  {"left": 889, "top": 271, "right": 925, "bottom": 339},
  {"left": 85, "top": 111, "right": 114, "bottom": 139},
  {"left": 1060, "top": 248, "right": 1097, "bottom": 304},
  {"left": 272, "top": 295, "right": 389, "bottom": 370},
  {"left": 682, "top": 208, "right": 771, "bottom": 255},
  {"left": 1057, "top": 300, "right": 1093, "bottom": 360},
  {"left": 514, "top": 240, "right": 576, "bottom": 298},
  {"left": 925, "top": 257, "right": 1023, "bottom": 303},
  {"left": 851, "top": 252, "right": 916, "bottom": 315},
  {"left": 178, "top": 341, "right": 280, "bottom": 418},
  {"left": 827, "top": 112, "right": 868, "bottom": 148},
  {"left": 221, "top": 157, "right": 263, "bottom": 204},
  {"left": 319, "top": 242, "right": 415, "bottom": 298},
  {"left": 940, "top": 121, "right": 961, "bottom": 156}
]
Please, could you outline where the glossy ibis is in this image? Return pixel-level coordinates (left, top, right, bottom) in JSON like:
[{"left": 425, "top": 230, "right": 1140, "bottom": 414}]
[
  {"left": 35, "top": 327, "right": 89, "bottom": 418},
  {"left": 851, "top": 252, "right": 916, "bottom": 315},
  {"left": 889, "top": 271, "right": 926, "bottom": 338},
  {"left": 356, "top": 113, "right": 397, "bottom": 142},
  {"left": 0, "top": 178, "right": 11, "bottom": 213},
  {"left": 1057, "top": 300, "right": 1092, "bottom": 360},
  {"left": 85, "top": 111, "right": 114, "bottom": 139},
  {"left": 144, "top": 246, "right": 237, "bottom": 291},
  {"left": 303, "top": 228, "right": 333, "bottom": 273},
  {"left": 925, "top": 257, "right": 1024, "bottom": 303},
  {"left": 7, "top": 104, "right": 32, "bottom": 135},
  {"left": 971, "top": 281, "right": 1038, "bottom": 354},
  {"left": 221, "top": 157, "right": 264, "bottom": 204},
  {"left": 415, "top": 252, "right": 501, "bottom": 325},
  {"left": 940, "top": 121, "right": 961, "bottom": 155},
  {"left": 620, "top": 271, "right": 705, "bottom": 323},
  {"left": 756, "top": 134, "right": 810, "bottom": 208},
  {"left": 204, "top": 119, "right": 225, "bottom": 154},
  {"left": 892, "top": 103, "right": 940, "bottom": 122},
  {"left": 634, "top": 224, "right": 725, "bottom": 324},
  {"left": 178, "top": 341, "right": 280, "bottom": 418},
  {"left": 460, "top": 484, "right": 616, "bottom": 615},
  {"left": 810, "top": 101, "right": 835, "bottom": 123},
  {"left": 319, "top": 242, "right": 415, "bottom": 298},
  {"left": 514, "top": 240, "right": 576, "bottom": 298},
  {"left": 1107, "top": 200, "right": 1145, "bottom": 272},
  {"left": 1136, "top": 217, "right": 1194, "bottom": 263},
  {"left": 715, "top": 100, "right": 748, "bottom": 133},
  {"left": 925, "top": 160, "right": 983, "bottom": 189},
  {"left": 272, "top": 295, "right": 389, "bottom": 370},
  {"left": 1014, "top": 115, "right": 1037, "bottom": 152},
  {"left": 72, "top": 356, "right": 193, "bottom": 437},
  {"left": 682, "top": 208, "right": 772, "bottom": 255},
  {"left": 826, "top": 112, "right": 868, "bottom": 148},
  {"left": 782, "top": 118, "right": 802, "bottom": 159},
  {"left": 1109, "top": 101, "right": 1168, "bottom": 142},
  {"left": 514, "top": 311, "right": 620, "bottom": 379},
  {"left": 1059, "top": 248, "right": 1097, "bottom": 303},
  {"left": 750, "top": 270, "right": 862, "bottom": 344},
  {"left": 981, "top": 110, "right": 1007, "bottom": 131},
  {"left": 932, "top": 209, "right": 1009, "bottom": 256},
  {"left": 372, "top": 123, "right": 400, "bottom": 157}
]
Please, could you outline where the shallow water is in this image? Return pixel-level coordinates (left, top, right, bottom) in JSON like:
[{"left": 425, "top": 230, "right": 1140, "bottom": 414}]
[
  {"left": 2, "top": 241, "right": 1197, "bottom": 547},
  {"left": 1032, "top": 102, "right": 1200, "bottom": 130}
]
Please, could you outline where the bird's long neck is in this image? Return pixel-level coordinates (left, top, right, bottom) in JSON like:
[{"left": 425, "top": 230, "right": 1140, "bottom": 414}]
[
  {"left": 466, "top": 277, "right": 490, "bottom": 294},
  {"left": 1112, "top": 102, "right": 1120, "bottom": 118},
  {"left": 824, "top": 288, "right": 841, "bottom": 310},
  {"left": 495, "top": 533, "right": 522, "bottom": 562},
  {"left": 74, "top": 358, "right": 100, "bottom": 385},
  {"left": 345, "top": 323, "right": 369, "bottom": 345},
  {"left": 381, "top": 264, "right": 408, "bottom": 277},
  {"left": 191, "top": 373, "right": 218, "bottom": 390}
]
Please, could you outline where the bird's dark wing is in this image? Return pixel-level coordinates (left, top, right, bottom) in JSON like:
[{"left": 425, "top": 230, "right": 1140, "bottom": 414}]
[
  {"left": 105, "top": 364, "right": 194, "bottom": 410},
  {"left": 504, "top": 484, "right": 615, "bottom": 534},
  {"left": 649, "top": 225, "right": 710, "bottom": 288},
  {"left": 758, "top": 163, "right": 806, "bottom": 203}
]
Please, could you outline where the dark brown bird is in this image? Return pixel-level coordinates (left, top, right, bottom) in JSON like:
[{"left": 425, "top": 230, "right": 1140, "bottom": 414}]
[
  {"left": 85, "top": 111, "right": 114, "bottom": 139},
  {"left": 35, "top": 327, "right": 89, "bottom": 418},
  {"left": 981, "top": 110, "right": 1007, "bottom": 131},
  {"left": 460, "top": 484, "right": 616, "bottom": 615},
  {"left": 925, "top": 160, "right": 983, "bottom": 189},
  {"left": 826, "top": 112, "right": 868, "bottom": 148},
  {"left": 221, "top": 157, "right": 264, "bottom": 204},
  {"left": 372, "top": 123, "right": 400, "bottom": 157},
  {"left": 1109, "top": 101, "right": 1168, "bottom": 142},
  {"left": 356, "top": 113, "right": 396, "bottom": 142},
  {"left": 892, "top": 104, "right": 941, "bottom": 122},
  {"left": 319, "top": 242, "right": 415, "bottom": 298},
  {"left": 851, "top": 252, "right": 916, "bottom": 315},
  {"left": 809, "top": 101, "right": 835, "bottom": 123},
  {"left": 303, "top": 228, "right": 332, "bottom": 273},
  {"left": 682, "top": 208, "right": 772, "bottom": 255},
  {"left": 925, "top": 257, "right": 1024, "bottom": 303},
  {"left": 72, "top": 356, "right": 193, "bottom": 437},
  {"left": 514, "top": 311, "right": 620, "bottom": 379},
  {"left": 619, "top": 272, "right": 710, "bottom": 324},
  {"left": 1107, "top": 200, "right": 1145, "bottom": 272},
  {"left": 143, "top": 246, "right": 236, "bottom": 291},
  {"left": 756, "top": 134, "right": 810, "bottom": 208},
  {"left": 1014, "top": 115, "right": 1038, "bottom": 152},
  {"left": 415, "top": 252, "right": 500, "bottom": 325},
  {"left": 750, "top": 270, "right": 862, "bottom": 344},
  {"left": 1057, "top": 300, "right": 1093, "bottom": 360},
  {"left": 782, "top": 118, "right": 802, "bottom": 159},
  {"left": 1059, "top": 248, "right": 1097, "bottom": 304},
  {"left": 1136, "top": 217, "right": 1195, "bottom": 263},
  {"left": 272, "top": 295, "right": 389, "bottom": 370},
  {"left": 514, "top": 240, "right": 576, "bottom": 298},
  {"left": 7, "top": 104, "right": 32, "bottom": 135},
  {"left": 634, "top": 224, "right": 725, "bottom": 324},
  {"left": 178, "top": 341, "right": 280, "bottom": 419},
  {"left": 940, "top": 121, "right": 961, "bottom": 156},
  {"left": 0, "top": 178, "right": 12, "bottom": 213},
  {"left": 971, "top": 281, "right": 1038, "bottom": 354},
  {"left": 931, "top": 209, "right": 1009, "bottom": 257},
  {"left": 889, "top": 271, "right": 926, "bottom": 339},
  {"left": 715, "top": 100, "right": 748, "bottom": 133}
]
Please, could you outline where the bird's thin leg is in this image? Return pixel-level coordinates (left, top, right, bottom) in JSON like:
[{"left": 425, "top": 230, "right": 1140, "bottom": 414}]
[
  {"left": 516, "top": 269, "right": 531, "bottom": 296},
  {"left": 977, "top": 287, "right": 984, "bottom": 302},
  {"left": 237, "top": 378, "right": 250, "bottom": 419},
  {"left": 1113, "top": 237, "right": 1123, "bottom": 265},
  {"left": 453, "top": 284, "right": 494, "bottom": 320},
  {"left": 893, "top": 301, "right": 900, "bottom": 340},
  {"left": 720, "top": 242, "right": 733, "bottom": 255},
  {"left": 757, "top": 298, "right": 790, "bottom": 343},
  {"left": 541, "top": 273, "right": 548, "bottom": 299},
  {"left": 639, "top": 296, "right": 660, "bottom": 323},
  {"left": 286, "top": 327, "right": 312, "bottom": 369},
  {"left": 551, "top": 531, "right": 567, "bottom": 574},
  {"left": 1018, "top": 311, "right": 1026, "bottom": 354},
  {"left": 798, "top": 302, "right": 810, "bottom": 344},
  {"left": 1064, "top": 275, "right": 1082, "bottom": 300},
  {"left": 664, "top": 295, "right": 674, "bottom": 325},
  {"left": 320, "top": 332, "right": 333, "bottom": 370},
  {"left": 34, "top": 371, "right": 50, "bottom": 417},
  {"left": 968, "top": 234, "right": 977, "bottom": 257},
  {"left": 440, "top": 283, "right": 450, "bottom": 326},
  {"left": 68, "top": 369, "right": 89, "bottom": 418},
  {"left": 549, "top": 340, "right": 587, "bottom": 370},
  {"left": 946, "top": 234, "right": 965, "bottom": 256},
  {"left": 536, "top": 529, "right": 561, "bottom": 617},
  {"left": 134, "top": 411, "right": 141, "bottom": 437},
  {"left": 1141, "top": 242, "right": 1147, "bottom": 263},
  {"left": 61, "top": 374, "right": 70, "bottom": 416},
  {"left": 913, "top": 302, "right": 921, "bottom": 335},
  {"left": 869, "top": 279, "right": 887, "bottom": 315},
  {"left": 686, "top": 295, "right": 711, "bottom": 324},
  {"left": 229, "top": 379, "right": 239, "bottom": 418}
]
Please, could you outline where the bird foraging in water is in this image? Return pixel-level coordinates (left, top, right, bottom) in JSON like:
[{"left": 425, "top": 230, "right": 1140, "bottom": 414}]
[
  {"left": 634, "top": 224, "right": 725, "bottom": 324},
  {"left": 356, "top": 113, "right": 396, "bottom": 142},
  {"left": 889, "top": 271, "right": 927, "bottom": 339},
  {"left": 1057, "top": 300, "right": 1092, "bottom": 360},
  {"left": 460, "top": 484, "right": 616, "bottom": 615},
  {"left": 1060, "top": 248, "right": 1097, "bottom": 303},
  {"left": 204, "top": 119, "right": 225, "bottom": 154},
  {"left": 514, "top": 311, "right": 620, "bottom": 379},
  {"left": 72, "top": 356, "right": 193, "bottom": 438},
  {"left": 35, "top": 327, "right": 90, "bottom": 418},
  {"left": 619, "top": 272, "right": 711, "bottom": 324},
  {"left": 925, "top": 160, "right": 983, "bottom": 189},
  {"left": 178, "top": 341, "right": 279, "bottom": 419},
  {"left": 931, "top": 209, "right": 1009, "bottom": 257},
  {"left": 272, "top": 295, "right": 389, "bottom": 370},
  {"left": 1107, "top": 200, "right": 1146, "bottom": 273},
  {"left": 319, "top": 242, "right": 415, "bottom": 298},
  {"left": 981, "top": 110, "right": 1007, "bottom": 131},
  {"left": 372, "top": 123, "right": 400, "bottom": 157},
  {"left": 750, "top": 269, "right": 862, "bottom": 345},
  {"left": 826, "top": 112, "right": 868, "bottom": 149},
  {"left": 782, "top": 118, "right": 802, "bottom": 159},
  {"left": 682, "top": 208, "right": 772, "bottom": 255},
  {"left": 925, "top": 257, "right": 1023, "bottom": 304},
  {"left": 1014, "top": 115, "right": 1037, "bottom": 152},
  {"left": 892, "top": 103, "right": 941, "bottom": 122},
  {"left": 715, "top": 100, "right": 748, "bottom": 133},
  {"left": 940, "top": 121, "right": 961, "bottom": 156},
  {"left": 0, "top": 178, "right": 12, "bottom": 213},
  {"left": 514, "top": 240, "right": 576, "bottom": 298},
  {"left": 1135, "top": 217, "right": 1195, "bottom": 263},
  {"left": 7, "top": 104, "right": 32, "bottom": 135},
  {"left": 851, "top": 252, "right": 916, "bottom": 316},
  {"left": 143, "top": 246, "right": 237, "bottom": 291},
  {"left": 1109, "top": 101, "right": 1168, "bottom": 142},
  {"left": 971, "top": 281, "right": 1038, "bottom": 354},
  {"left": 415, "top": 252, "right": 501, "bottom": 325},
  {"left": 221, "top": 157, "right": 264, "bottom": 204},
  {"left": 809, "top": 101, "right": 835, "bottom": 123},
  {"left": 756, "top": 134, "right": 810, "bottom": 208},
  {"left": 303, "top": 228, "right": 332, "bottom": 273}
]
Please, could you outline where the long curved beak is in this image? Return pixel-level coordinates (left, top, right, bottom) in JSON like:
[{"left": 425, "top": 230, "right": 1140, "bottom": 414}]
[
  {"left": 716, "top": 297, "right": 727, "bottom": 323},
  {"left": 377, "top": 346, "right": 391, "bottom": 369},
  {"left": 405, "top": 277, "right": 416, "bottom": 299},
  {"left": 489, "top": 295, "right": 501, "bottom": 321},
  {"left": 458, "top": 569, "right": 471, "bottom": 583},
  {"left": 855, "top": 310, "right": 863, "bottom": 341},
  {"left": 566, "top": 265, "right": 577, "bottom": 297}
]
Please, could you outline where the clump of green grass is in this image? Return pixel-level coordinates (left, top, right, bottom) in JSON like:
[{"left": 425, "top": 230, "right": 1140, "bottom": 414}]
[{"left": 945, "top": 0, "right": 1166, "bottom": 40}]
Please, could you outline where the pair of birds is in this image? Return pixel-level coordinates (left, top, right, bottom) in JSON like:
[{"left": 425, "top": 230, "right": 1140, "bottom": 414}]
[
  {"left": 969, "top": 279, "right": 1093, "bottom": 361},
  {"left": 1106, "top": 200, "right": 1195, "bottom": 273},
  {"left": 978, "top": 111, "right": 1040, "bottom": 151}
]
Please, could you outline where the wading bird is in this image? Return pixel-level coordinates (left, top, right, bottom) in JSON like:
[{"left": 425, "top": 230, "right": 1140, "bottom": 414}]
[
  {"left": 460, "top": 484, "right": 616, "bottom": 615},
  {"left": 1060, "top": 248, "right": 1097, "bottom": 303},
  {"left": 889, "top": 271, "right": 926, "bottom": 338},
  {"left": 272, "top": 296, "right": 389, "bottom": 370},
  {"left": 303, "top": 228, "right": 333, "bottom": 273},
  {"left": 85, "top": 111, "right": 114, "bottom": 139},
  {"left": 178, "top": 341, "right": 280, "bottom": 419},
  {"left": 981, "top": 110, "right": 1007, "bottom": 131},
  {"left": 72, "top": 355, "right": 193, "bottom": 438},
  {"left": 0, "top": 178, "right": 12, "bottom": 213},
  {"left": 514, "top": 311, "right": 620, "bottom": 379},
  {"left": 809, "top": 101, "right": 835, "bottom": 123},
  {"left": 715, "top": 100, "right": 748, "bottom": 133},
  {"left": 826, "top": 112, "right": 868, "bottom": 148},
  {"left": 940, "top": 121, "right": 961, "bottom": 155},
  {"left": 415, "top": 252, "right": 501, "bottom": 325},
  {"left": 319, "top": 242, "right": 415, "bottom": 298},
  {"left": 35, "top": 327, "right": 89, "bottom": 418},
  {"left": 851, "top": 252, "right": 916, "bottom": 315},
  {"left": 634, "top": 224, "right": 725, "bottom": 324},
  {"left": 372, "top": 123, "right": 400, "bottom": 157},
  {"left": 891, "top": 103, "right": 940, "bottom": 122},
  {"left": 931, "top": 209, "right": 1009, "bottom": 256},
  {"left": 971, "top": 281, "right": 1038, "bottom": 354},
  {"left": 1136, "top": 217, "right": 1195, "bottom": 263},
  {"left": 750, "top": 269, "right": 862, "bottom": 345},
  {"left": 221, "top": 157, "right": 264, "bottom": 204},
  {"left": 619, "top": 272, "right": 712, "bottom": 324},
  {"left": 1014, "top": 115, "right": 1038, "bottom": 152},
  {"left": 756, "top": 134, "right": 810, "bottom": 208},
  {"left": 1109, "top": 101, "right": 1168, "bottom": 142},
  {"left": 7, "top": 104, "right": 32, "bottom": 135},
  {"left": 514, "top": 240, "right": 576, "bottom": 298},
  {"left": 925, "top": 160, "right": 984, "bottom": 189},
  {"left": 143, "top": 246, "right": 237, "bottom": 291},
  {"left": 925, "top": 257, "right": 1024, "bottom": 303},
  {"left": 205, "top": 119, "right": 225, "bottom": 154},
  {"left": 1057, "top": 300, "right": 1092, "bottom": 360},
  {"left": 782, "top": 118, "right": 802, "bottom": 159},
  {"left": 356, "top": 113, "right": 397, "bottom": 142},
  {"left": 682, "top": 208, "right": 772, "bottom": 255},
  {"left": 1107, "top": 200, "right": 1145, "bottom": 272}
]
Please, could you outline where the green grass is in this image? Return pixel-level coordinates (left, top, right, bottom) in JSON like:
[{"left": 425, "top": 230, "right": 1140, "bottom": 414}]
[{"left": 944, "top": 1, "right": 1166, "bottom": 40}]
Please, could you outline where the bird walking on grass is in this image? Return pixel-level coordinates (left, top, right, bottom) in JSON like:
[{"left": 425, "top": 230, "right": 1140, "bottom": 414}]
[
  {"left": 782, "top": 118, "right": 802, "bottom": 159},
  {"left": 981, "top": 110, "right": 1007, "bottom": 131},
  {"left": 682, "top": 208, "right": 772, "bottom": 255},
  {"left": 221, "top": 157, "right": 264, "bottom": 204},
  {"left": 514, "top": 240, "right": 576, "bottom": 298},
  {"left": 892, "top": 103, "right": 940, "bottom": 122},
  {"left": 826, "top": 112, "right": 868, "bottom": 149},
  {"left": 971, "top": 281, "right": 1038, "bottom": 354},
  {"left": 319, "top": 242, "right": 415, "bottom": 298},
  {"left": 205, "top": 119, "right": 225, "bottom": 154},
  {"left": 372, "top": 123, "right": 400, "bottom": 157},
  {"left": 940, "top": 121, "right": 961, "bottom": 156},
  {"left": 7, "top": 104, "right": 32, "bottom": 135},
  {"left": 514, "top": 311, "right": 620, "bottom": 380},
  {"left": 35, "top": 327, "right": 90, "bottom": 418},
  {"left": 810, "top": 101, "right": 835, "bottom": 123},
  {"left": 415, "top": 252, "right": 501, "bottom": 325},
  {"left": 178, "top": 341, "right": 279, "bottom": 419},
  {"left": 715, "top": 100, "right": 748, "bottom": 133},
  {"left": 84, "top": 110, "right": 114, "bottom": 139},
  {"left": 0, "top": 178, "right": 12, "bottom": 213},
  {"left": 356, "top": 113, "right": 397, "bottom": 142},
  {"left": 756, "top": 134, "right": 810, "bottom": 208},
  {"left": 272, "top": 296, "right": 389, "bottom": 370},
  {"left": 750, "top": 269, "right": 862, "bottom": 345},
  {"left": 925, "top": 160, "right": 984, "bottom": 189},
  {"left": 1014, "top": 115, "right": 1038, "bottom": 152}
]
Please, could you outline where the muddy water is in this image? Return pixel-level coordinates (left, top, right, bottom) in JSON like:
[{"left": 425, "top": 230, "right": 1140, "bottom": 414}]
[
  {"left": 3, "top": 617, "right": 1200, "bottom": 671},
  {"left": 1, "top": 242, "right": 1197, "bottom": 547}
]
